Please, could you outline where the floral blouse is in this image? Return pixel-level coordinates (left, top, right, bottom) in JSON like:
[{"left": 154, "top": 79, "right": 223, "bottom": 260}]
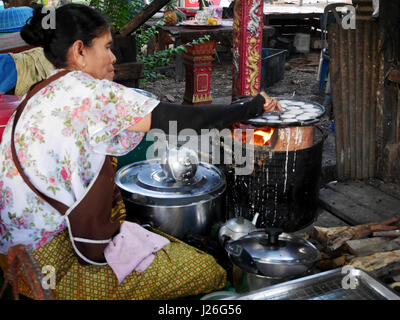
[{"left": 0, "top": 70, "right": 160, "bottom": 254}]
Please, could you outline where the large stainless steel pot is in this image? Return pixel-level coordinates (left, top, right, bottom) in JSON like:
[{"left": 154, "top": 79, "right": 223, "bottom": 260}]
[
  {"left": 116, "top": 148, "right": 226, "bottom": 239},
  {"left": 225, "top": 227, "right": 320, "bottom": 293}
]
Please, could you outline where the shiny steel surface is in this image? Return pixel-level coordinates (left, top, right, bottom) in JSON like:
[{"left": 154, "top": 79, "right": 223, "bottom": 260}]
[
  {"left": 160, "top": 147, "right": 199, "bottom": 181},
  {"left": 116, "top": 158, "right": 226, "bottom": 239},
  {"left": 226, "top": 231, "right": 320, "bottom": 278},
  {"left": 116, "top": 159, "right": 226, "bottom": 205},
  {"left": 226, "top": 268, "right": 400, "bottom": 300},
  {"left": 218, "top": 217, "right": 258, "bottom": 245}
]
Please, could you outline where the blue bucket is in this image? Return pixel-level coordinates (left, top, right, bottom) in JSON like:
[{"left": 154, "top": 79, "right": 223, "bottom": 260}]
[{"left": 260, "top": 48, "right": 287, "bottom": 89}]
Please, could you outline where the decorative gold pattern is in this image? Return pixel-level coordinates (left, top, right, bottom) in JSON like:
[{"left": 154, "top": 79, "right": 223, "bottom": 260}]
[
  {"left": 192, "top": 93, "right": 212, "bottom": 103},
  {"left": 246, "top": 37, "right": 261, "bottom": 96}
]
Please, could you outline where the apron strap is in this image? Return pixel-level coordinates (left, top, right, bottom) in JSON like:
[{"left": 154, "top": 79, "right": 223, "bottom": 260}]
[{"left": 10, "top": 70, "right": 70, "bottom": 214}]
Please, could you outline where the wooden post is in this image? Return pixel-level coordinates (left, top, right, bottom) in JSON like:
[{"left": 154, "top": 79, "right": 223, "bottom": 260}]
[
  {"left": 379, "top": 0, "right": 400, "bottom": 183},
  {"left": 232, "top": 0, "right": 264, "bottom": 99}
]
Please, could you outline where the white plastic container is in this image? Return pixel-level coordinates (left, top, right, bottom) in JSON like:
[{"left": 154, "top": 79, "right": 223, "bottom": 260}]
[{"left": 294, "top": 33, "right": 311, "bottom": 53}]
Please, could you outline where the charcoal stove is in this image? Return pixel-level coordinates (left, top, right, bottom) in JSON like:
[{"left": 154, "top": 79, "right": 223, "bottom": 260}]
[{"left": 218, "top": 98, "right": 326, "bottom": 233}]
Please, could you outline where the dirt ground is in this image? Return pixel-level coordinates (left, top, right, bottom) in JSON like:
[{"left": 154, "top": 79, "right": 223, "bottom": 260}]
[{"left": 141, "top": 51, "right": 337, "bottom": 182}]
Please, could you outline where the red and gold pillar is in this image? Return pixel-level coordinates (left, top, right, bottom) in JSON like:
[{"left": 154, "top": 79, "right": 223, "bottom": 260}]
[
  {"left": 232, "top": 0, "right": 264, "bottom": 99},
  {"left": 183, "top": 40, "right": 216, "bottom": 105}
]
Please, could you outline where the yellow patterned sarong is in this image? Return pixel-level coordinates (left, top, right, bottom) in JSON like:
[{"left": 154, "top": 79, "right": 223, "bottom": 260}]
[{"left": 9, "top": 228, "right": 226, "bottom": 300}]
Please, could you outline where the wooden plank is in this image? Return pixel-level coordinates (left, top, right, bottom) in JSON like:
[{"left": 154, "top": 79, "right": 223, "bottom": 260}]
[
  {"left": 325, "top": 181, "right": 400, "bottom": 220},
  {"left": 344, "top": 237, "right": 397, "bottom": 257},
  {"left": 348, "top": 29, "right": 356, "bottom": 179},
  {"left": 312, "top": 217, "right": 400, "bottom": 252},
  {"left": 292, "top": 208, "right": 348, "bottom": 239},
  {"left": 366, "top": 178, "right": 400, "bottom": 200},
  {"left": 369, "top": 23, "right": 380, "bottom": 177},
  {"left": 318, "top": 187, "right": 383, "bottom": 225},
  {"left": 355, "top": 23, "right": 364, "bottom": 179},
  {"left": 362, "top": 21, "right": 372, "bottom": 179},
  {"left": 348, "top": 250, "right": 400, "bottom": 274},
  {"left": 314, "top": 208, "right": 349, "bottom": 228},
  {"left": 120, "top": 0, "right": 173, "bottom": 36},
  {"left": 341, "top": 29, "right": 351, "bottom": 178},
  {"left": 328, "top": 24, "right": 344, "bottom": 179}
]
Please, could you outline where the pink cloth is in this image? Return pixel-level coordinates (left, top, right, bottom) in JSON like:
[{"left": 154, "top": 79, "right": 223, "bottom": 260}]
[{"left": 104, "top": 221, "right": 170, "bottom": 284}]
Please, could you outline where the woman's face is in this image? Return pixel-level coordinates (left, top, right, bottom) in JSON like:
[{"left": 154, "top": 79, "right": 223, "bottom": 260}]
[{"left": 81, "top": 31, "right": 116, "bottom": 80}]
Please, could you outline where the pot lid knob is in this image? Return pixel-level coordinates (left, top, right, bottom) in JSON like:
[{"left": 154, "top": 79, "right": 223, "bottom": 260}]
[
  {"left": 160, "top": 147, "right": 199, "bottom": 182},
  {"left": 259, "top": 227, "right": 283, "bottom": 246}
]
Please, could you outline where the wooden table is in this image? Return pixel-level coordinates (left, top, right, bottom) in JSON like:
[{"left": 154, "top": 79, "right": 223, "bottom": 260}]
[
  {"left": 0, "top": 32, "right": 33, "bottom": 54},
  {"left": 158, "top": 22, "right": 275, "bottom": 82}
]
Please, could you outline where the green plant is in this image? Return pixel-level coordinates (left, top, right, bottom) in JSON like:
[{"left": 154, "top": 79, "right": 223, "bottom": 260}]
[
  {"left": 89, "top": 0, "right": 211, "bottom": 81},
  {"left": 138, "top": 34, "right": 211, "bottom": 80},
  {"left": 89, "top": 0, "right": 146, "bottom": 32},
  {"left": 164, "top": 0, "right": 177, "bottom": 11}
]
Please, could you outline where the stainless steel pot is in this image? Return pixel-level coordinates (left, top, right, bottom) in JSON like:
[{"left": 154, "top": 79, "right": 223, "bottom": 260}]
[
  {"left": 231, "top": 265, "right": 304, "bottom": 293},
  {"left": 225, "top": 227, "right": 320, "bottom": 292},
  {"left": 116, "top": 148, "right": 226, "bottom": 239}
]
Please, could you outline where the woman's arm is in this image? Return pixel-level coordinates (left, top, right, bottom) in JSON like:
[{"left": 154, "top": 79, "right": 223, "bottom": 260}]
[{"left": 127, "top": 91, "right": 282, "bottom": 133}]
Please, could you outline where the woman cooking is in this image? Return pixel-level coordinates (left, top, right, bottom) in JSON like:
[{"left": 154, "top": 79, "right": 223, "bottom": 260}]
[{"left": 0, "top": 4, "right": 282, "bottom": 299}]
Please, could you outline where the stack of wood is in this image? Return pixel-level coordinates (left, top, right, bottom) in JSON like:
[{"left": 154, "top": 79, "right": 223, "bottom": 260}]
[{"left": 311, "top": 217, "right": 400, "bottom": 285}]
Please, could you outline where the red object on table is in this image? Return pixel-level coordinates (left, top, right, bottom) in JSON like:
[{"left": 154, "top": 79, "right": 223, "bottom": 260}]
[
  {"left": 183, "top": 39, "right": 216, "bottom": 105},
  {"left": 0, "top": 93, "right": 20, "bottom": 141}
]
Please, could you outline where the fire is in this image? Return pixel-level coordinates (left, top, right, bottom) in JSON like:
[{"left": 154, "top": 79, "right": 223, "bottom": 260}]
[
  {"left": 254, "top": 128, "right": 275, "bottom": 145},
  {"left": 233, "top": 126, "right": 275, "bottom": 146}
]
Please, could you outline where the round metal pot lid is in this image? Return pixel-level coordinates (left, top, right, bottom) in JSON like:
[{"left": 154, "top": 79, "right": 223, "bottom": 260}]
[
  {"left": 116, "top": 159, "right": 226, "bottom": 206},
  {"left": 228, "top": 228, "right": 320, "bottom": 266},
  {"left": 242, "top": 98, "right": 325, "bottom": 128}
]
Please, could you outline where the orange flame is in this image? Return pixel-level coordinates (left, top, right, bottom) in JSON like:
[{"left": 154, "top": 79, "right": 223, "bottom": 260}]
[{"left": 233, "top": 126, "right": 275, "bottom": 146}]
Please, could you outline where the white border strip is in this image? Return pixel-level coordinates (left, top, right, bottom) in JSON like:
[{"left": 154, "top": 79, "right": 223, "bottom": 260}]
[{"left": 63, "top": 156, "right": 109, "bottom": 266}]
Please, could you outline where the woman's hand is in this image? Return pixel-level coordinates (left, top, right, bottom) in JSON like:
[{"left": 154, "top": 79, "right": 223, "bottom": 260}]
[{"left": 260, "top": 91, "right": 283, "bottom": 113}]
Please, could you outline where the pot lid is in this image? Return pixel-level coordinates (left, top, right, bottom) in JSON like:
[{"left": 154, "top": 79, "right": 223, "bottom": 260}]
[
  {"left": 115, "top": 159, "right": 226, "bottom": 206},
  {"left": 241, "top": 98, "right": 325, "bottom": 128},
  {"left": 227, "top": 228, "right": 320, "bottom": 266}
]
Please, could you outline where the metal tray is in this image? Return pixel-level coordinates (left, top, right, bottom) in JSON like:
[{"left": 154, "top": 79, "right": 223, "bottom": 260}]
[
  {"left": 242, "top": 98, "right": 326, "bottom": 128},
  {"left": 224, "top": 268, "right": 400, "bottom": 300}
]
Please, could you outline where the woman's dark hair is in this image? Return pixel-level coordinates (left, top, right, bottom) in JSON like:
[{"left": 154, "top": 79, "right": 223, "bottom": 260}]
[{"left": 20, "top": 4, "right": 110, "bottom": 68}]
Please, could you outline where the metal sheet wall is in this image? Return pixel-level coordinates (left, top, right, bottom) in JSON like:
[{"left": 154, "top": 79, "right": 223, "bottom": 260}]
[{"left": 328, "top": 18, "right": 384, "bottom": 180}]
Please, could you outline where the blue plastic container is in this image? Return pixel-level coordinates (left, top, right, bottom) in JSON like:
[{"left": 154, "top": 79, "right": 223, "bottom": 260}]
[
  {"left": 260, "top": 48, "right": 287, "bottom": 89},
  {"left": 0, "top": 6, "right": 33, "bottom": 33}
]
